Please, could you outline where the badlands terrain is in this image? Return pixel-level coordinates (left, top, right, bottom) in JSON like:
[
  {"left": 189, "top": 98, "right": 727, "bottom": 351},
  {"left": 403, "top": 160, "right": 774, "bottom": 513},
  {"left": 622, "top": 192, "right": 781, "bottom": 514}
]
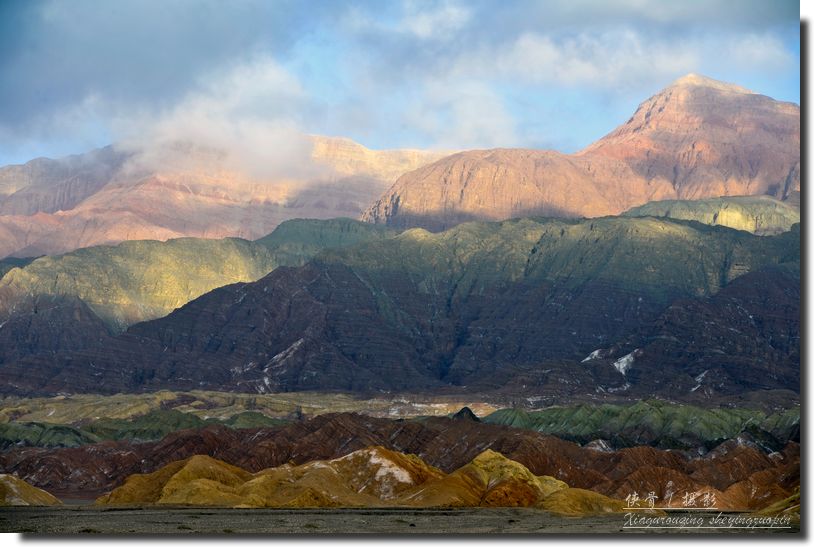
[{"left": 0, "top": 74, "right": 800, "bottom": 533}]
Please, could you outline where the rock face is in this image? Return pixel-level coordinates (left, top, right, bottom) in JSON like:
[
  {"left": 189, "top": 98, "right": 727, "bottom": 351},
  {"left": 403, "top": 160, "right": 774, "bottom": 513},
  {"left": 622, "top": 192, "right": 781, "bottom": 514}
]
[
  {"left": 310, "top": 137, "right": 450, "bottom": 184},
  {"left": 363, "top": 74, "right": 800, "bottom": 231},
  {"left": 622, "top": 195, "right": 800, "bottom": 235},
  {"left": 0, "top": 474, "right": 61, "bottom": 506},
  {"left": 605, "top": 265, "right": 800, "bottom": 400},
  {"left": 582, "top": 74, "right": 800, "bottom": 200},
  {"left": 0, "top": 294, "right": 112, "bottom": 367},
  {"left": 0, "top": 146, "right": 126, "bottom": 216},
  {"left": 0, "top": 413, "right": 798, "bottom": 512},
  {"left": 0, "top": 216, "right": 797, "bottom": 400},
  {"left": 0, "top": 136, "right": 442, "bottom": 258}
]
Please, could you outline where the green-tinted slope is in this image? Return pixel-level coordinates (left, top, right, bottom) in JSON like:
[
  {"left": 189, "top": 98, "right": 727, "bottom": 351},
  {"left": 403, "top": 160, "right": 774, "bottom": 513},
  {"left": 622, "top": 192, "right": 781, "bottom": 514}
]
[
  {"left": 84, "top": 409, "right": 289, "bottom": 442},
  {"left": 0, "top": 219, "right": 399, "bottom": 331},
  {"left": 623, "top": 196, "right": 800, "bottom": 235},
  {"left": 484, "top": 401, "right": 800, "bottom": 449},
  {"left": 0, "top": 238, "right": 277, "bottom": 331},
  {"left": 327, "top": 216, "right": 797, "bottom": 302},
  {"left": 81, "top": 409, "right": 207, "bottom": 442},
  {"left": 0, "top": 409, "right": 291, "bottom": 448},
  {"left": 0, "top": 422, "right": 101, "bottom": 449},
  {"left": 0, "top": 256, "right": 37, "bottom": 279},
  {"left": 217, "top": 411, "right": 288, "bottom": 429},
  {"left": 256, "top": 217, "right": 398, "bottom": 266}
]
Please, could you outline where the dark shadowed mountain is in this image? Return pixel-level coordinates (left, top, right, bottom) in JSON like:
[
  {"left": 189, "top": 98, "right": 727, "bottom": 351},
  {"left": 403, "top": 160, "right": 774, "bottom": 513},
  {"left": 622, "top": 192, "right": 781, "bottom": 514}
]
[{"left": 0, "top": 216, "right": 798, "bottom": 401}]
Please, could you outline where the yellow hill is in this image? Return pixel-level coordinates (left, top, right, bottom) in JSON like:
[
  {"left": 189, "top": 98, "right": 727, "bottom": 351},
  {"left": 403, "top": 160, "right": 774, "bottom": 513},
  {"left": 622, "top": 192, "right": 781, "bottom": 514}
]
[
  {"left": 0, "top": 474, "right": 61, "bottom": 506},
  {"left": 394, "top": 449, "right": 567, "bottom": 507},
  {"left": 97, "top": 447, "right": 631, "bottom": 516},
  {"left": 96, "top": 455, "right": 252, "bottom": 506}
]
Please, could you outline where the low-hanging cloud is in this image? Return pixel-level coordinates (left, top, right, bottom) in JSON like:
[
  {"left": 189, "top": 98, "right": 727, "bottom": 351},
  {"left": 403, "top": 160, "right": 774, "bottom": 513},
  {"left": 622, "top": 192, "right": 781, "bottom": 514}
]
[
  {"left": 114, "top": 56, "right": 327, "bottom": 182},
  {"left": 404, "top": 81, "right": 520, "bottom": 149}
]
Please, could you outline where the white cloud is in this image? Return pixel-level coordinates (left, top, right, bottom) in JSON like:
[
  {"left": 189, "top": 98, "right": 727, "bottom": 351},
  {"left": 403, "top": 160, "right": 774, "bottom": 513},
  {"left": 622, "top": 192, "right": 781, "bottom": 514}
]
[
  {"left": 343, "top": 0, "right": 471, "bottom": 41},
  {"left": 454, "top": 30, "right": 699, "bottom": 90},
  {"left": 404, "top": 81, "right": 519, "bottom": 149},
  {"left": 718, "top": 33, "right": 795, "bottom": 73},
  {"left": 114, "top": 56, "right": 325, "bottom": 181},
  {"left": 445, "top": 27, "right": 794, "bottom": 95},
  {"left": 400, "top": 0, "right": 471, "bottom": 39},
  {"left": 0, "top": 0, "right": 798, "bottom": 164}
]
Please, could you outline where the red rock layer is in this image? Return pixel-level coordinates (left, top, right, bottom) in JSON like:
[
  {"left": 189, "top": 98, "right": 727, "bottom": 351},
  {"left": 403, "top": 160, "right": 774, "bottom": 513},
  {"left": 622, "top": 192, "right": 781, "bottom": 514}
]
[{"left": 0, "top": 413, "right": 798, "bottom": 511}]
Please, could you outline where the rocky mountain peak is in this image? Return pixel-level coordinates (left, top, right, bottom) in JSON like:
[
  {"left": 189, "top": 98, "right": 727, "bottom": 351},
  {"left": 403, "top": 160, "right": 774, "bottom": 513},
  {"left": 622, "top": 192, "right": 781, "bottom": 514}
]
[
  {"left": 363, "top": 74, "right": 799, "bottom": 231},
  {"left": 668, "top": 73, "right": 755, "bottom": 94}
]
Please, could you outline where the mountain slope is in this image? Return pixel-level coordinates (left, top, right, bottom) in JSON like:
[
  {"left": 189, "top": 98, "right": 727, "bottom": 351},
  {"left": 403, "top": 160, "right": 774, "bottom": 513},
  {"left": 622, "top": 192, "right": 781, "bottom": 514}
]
[
  {"left": 363, "top": 74, "right": 800, "bottom": 230},
  {"left": 0, "top": 146, "right": 127, "bottom": 216},
  {"left": 483, "top": 401, "right": 800, "bottom": 450},
  {"left": 0, "top": 474, "right": 61, "bottom": 506},
  {"left": 599, "top": 264, "right": 800, "bottom": 398},
  {"left": 0, "top": 238, "right": 278, "bottom": 332},
  {"left": 0, "top": 216, "right": 797, "bottom": 399},
  {"left": 582, "top": 74, "right": 800, "bottom": 199}
]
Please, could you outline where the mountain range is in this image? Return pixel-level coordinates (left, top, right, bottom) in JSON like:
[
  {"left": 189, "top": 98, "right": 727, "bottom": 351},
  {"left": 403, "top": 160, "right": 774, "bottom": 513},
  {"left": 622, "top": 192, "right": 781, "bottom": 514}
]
[
  {"left": 0, "top": 136, "right": 443, "bottom": 258},
  {"left": 0, "top": 57, "right": 802, "bottom": 533},
  {"left": 1, "top": 412, "right": 798, "bottom": 512},
  {"left": 0, "top": 74, "right": 801, "bottom": 405},
  {"left": 0, "top": 214, "right": 798, "bottom": 401},
  {"left": 0, "top": 74, "right": 800, "bottom": 259}
]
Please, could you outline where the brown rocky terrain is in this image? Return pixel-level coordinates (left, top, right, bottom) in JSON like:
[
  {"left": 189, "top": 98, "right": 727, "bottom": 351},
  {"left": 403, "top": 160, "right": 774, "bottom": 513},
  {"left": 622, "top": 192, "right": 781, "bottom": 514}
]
[
  {"left": 363, "top": 74, "right": 800, "bottom": 230},
  {"left": 0, "top": 413, "right": 798, "bottom": 512},
  {"left": 0, "top": 136, "right": 445, "bottom": 258}
]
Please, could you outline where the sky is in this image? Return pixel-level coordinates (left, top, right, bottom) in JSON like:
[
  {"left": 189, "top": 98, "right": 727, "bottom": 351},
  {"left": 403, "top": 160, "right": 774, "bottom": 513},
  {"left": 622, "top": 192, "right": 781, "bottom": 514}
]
[{"left": 0, "top": 0, "right": 801, "bottom": 167}]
